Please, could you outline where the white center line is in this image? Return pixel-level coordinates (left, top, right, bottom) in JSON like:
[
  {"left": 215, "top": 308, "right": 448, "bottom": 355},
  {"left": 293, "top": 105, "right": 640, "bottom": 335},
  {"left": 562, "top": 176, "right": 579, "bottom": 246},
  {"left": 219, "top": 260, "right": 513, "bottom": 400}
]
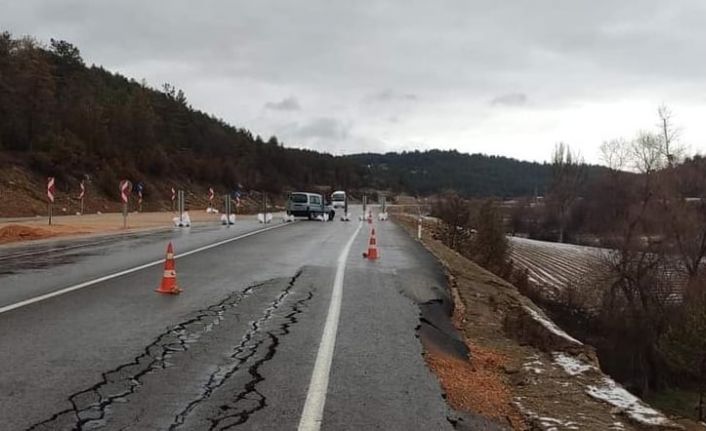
[
  {"left": 0, "top": 223, "right": 292, "bottom": 315},
  {"left": 298, "top": 222, "right": 363, "bottom": 431}
]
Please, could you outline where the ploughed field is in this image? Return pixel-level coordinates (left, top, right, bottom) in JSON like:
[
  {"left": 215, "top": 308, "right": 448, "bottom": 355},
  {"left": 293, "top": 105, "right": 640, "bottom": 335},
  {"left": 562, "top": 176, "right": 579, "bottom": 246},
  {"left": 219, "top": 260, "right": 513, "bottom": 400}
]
[
  {"left": 509, "top": 237, "right": 605, "bottom": 299},
  {"left": 509, "top": 236, "right": 686, "bottom": 306}
]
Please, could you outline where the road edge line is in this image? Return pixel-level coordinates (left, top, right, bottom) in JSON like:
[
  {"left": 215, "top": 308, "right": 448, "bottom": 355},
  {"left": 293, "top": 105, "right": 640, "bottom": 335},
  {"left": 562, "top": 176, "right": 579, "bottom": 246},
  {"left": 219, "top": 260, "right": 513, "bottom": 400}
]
[
  {"left": 0, "top": 222, "right": 292, "bottom": 315},
  {"left": 298, "top": 222, "right": 363, "bottom": 431}
]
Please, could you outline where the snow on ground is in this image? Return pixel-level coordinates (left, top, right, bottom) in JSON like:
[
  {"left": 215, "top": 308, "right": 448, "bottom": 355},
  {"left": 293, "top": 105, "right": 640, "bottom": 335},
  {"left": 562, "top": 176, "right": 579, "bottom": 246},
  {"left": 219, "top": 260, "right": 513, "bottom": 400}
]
[
  {"left": 523, "top": 305, "right": 583, "bottom": 345},
  {"left": 523, "top": 354, "right": 545, "bottom": 374},
  {"left": 552, "top": 352, "right": 595, "bottom": 376},
  {"left": 513, "top": 398, "right": 581, "bottom": 430},
  {"left": 586, "top": 377, "right": 673, "bottom": 427}
]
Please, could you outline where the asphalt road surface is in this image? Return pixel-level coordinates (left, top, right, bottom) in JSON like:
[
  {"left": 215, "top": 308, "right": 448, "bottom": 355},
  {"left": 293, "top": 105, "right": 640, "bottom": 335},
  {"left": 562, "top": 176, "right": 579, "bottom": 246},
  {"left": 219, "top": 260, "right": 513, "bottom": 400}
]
[{"left": 0, "top": 208, "right": 488, "bottom": 430}]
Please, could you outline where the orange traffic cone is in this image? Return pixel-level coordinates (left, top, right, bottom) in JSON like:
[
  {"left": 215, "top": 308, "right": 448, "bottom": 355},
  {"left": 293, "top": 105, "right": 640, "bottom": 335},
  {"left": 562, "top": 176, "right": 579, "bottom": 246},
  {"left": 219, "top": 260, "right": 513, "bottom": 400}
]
[
  {"left": 156, "top": 242, "right": 182, "bottom": 294},
  {"left": 367, "top": 212, "right": 373, "bottom": 224},
  {"left": 363, "top": 228, "right": 379, "bottom": 260}
]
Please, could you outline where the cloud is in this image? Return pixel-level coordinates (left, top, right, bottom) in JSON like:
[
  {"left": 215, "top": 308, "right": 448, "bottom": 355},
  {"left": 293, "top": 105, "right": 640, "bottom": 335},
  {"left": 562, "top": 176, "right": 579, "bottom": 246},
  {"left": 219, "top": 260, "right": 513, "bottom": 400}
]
[
  {"left": 5, "top": 1, "right": 706, "bottom": 162},
  {"left": 369, "top": 90, "right": 418, "bottom": 102},
  {"left": 490, "top": 93, "right": 528, "bottom": 107},
  {"left": 264, "top": 96, "right": 301, "bottom": 111},
  {"left": 292, "top": 117, "right": 350, "bottom": 140}
]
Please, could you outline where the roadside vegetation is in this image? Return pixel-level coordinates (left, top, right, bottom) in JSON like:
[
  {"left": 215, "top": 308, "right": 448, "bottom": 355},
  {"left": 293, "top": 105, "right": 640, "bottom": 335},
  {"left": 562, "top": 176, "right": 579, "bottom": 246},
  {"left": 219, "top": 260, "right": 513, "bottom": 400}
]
[{"left": 431, "top": 107, "right": 706, "bottom": 423}]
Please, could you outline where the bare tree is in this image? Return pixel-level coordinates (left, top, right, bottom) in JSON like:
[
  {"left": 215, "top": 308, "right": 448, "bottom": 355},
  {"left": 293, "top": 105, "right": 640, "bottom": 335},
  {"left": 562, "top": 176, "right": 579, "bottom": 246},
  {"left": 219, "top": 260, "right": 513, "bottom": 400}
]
[
  {"left": 600, "top": 138, "right": 630, "bottom": 172},
  {"left": 433, "top": 193, "right": 471, "bottom": 250},
  {"left": 657, "top": 104, "right": 682, "bottom": 168},
  {"left": 548, "top": 143, "right": 585, "bottom": 243}
]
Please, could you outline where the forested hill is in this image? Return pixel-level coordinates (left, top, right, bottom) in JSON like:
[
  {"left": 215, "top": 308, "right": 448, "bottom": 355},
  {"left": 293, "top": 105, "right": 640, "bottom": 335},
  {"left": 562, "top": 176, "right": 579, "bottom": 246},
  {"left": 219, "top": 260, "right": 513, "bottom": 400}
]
[
  {"left": 0, "top": 33, "right": 364, "bottom": 200},
  {"left": 347, "top": 151, "right": 554, "bottom": 197},
  {"left": 1, "top": 32, "right": 584, "bottom": 205}
]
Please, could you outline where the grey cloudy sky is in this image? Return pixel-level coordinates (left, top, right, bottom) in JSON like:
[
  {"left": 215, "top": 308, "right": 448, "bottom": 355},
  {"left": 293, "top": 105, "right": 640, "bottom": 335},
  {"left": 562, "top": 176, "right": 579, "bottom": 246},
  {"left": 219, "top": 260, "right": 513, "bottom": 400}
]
[{"left": 3, "top": 1, "right": 706, "bottom": 163}]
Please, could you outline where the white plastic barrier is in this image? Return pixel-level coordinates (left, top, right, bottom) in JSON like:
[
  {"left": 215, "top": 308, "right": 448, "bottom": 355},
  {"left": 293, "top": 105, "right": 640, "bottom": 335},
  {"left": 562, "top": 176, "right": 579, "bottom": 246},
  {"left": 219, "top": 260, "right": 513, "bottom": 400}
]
[
  {"left": 258, "top": 213, "right": 273, "bottom": 224},
  {"left": 378, "top": 212, "right": 389, "bottom": 221},
  {"left": 282, "top": 214, "right": 295, "bottom": 223},
  {"left": 173, "top": 212, "right": 192, "bottom": 227},
  {"left": 220, "top": 214, "right": 236, "bottom": 225},
  {"left": 206, "top": 207, "right": 219, "bottom": 214}
]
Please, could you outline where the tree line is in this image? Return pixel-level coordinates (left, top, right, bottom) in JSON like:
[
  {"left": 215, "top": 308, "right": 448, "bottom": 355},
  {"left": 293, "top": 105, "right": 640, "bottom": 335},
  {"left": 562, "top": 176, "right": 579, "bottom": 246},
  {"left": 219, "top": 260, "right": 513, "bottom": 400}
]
[
  {"left": 0, "top": 32, "right": 601, "bottom": 204},
  {"left": 0, "top": 33, "right": 365, "bottom": 200}
]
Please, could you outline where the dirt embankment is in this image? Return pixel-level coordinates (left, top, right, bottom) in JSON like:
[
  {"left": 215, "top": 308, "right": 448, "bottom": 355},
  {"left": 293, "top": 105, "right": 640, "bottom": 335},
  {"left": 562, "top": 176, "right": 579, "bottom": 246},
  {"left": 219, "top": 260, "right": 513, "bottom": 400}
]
[
  {"left": 395, "top": 214, "right": 684, "bottom": 431},
  {"left": 0, "top": 211, "right": 269, "bottom": 245}
]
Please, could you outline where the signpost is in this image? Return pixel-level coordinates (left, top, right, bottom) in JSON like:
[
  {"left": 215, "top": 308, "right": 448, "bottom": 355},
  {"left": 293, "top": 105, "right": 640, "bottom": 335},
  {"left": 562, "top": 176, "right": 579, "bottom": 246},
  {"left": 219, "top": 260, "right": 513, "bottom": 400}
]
[
  {"left": 208, "top": 187, "right": 214, "bottom": 209},
  {"left": 135, "top": 182, "right": 144, "bottom": 212},
  {"left": 78, "top": 180, "right": 85, "bottom": 215},
  {"left": 171, "top": 187, "right": 176, "bottom": 212},
  {"left": 120, "top": 179, "right": 131, "bottom": 228},
  {"left": 224, "top": 194, "right": 232, "bottom": 227},
  {"left": 47, "top": 177, "right": 55, "bottom": 225},
  {"left": 177, "top": 190, "right": 185, "bottom": 225}
]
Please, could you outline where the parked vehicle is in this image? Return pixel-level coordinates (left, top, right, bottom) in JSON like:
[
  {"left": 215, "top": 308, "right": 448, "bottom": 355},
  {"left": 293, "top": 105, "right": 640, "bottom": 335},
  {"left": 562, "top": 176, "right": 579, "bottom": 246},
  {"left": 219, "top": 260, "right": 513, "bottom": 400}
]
[
  {"left": 286, "top": 192, "right": 335, "bottom": 220},
  {"left": 331, "top": 191, "right": 346, "bottom": 209}
]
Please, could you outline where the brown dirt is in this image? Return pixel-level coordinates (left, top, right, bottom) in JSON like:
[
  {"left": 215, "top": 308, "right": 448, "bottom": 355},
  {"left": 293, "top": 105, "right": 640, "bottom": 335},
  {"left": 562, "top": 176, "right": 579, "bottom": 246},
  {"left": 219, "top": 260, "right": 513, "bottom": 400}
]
[
  {"left": 0, "top": 211, "right": 267, "bottom": 245},
  {"left": 426, "top": 344, "right": 525, "bottom": 429},
  {"left": 0, "top": 224, "right": 61, "bottom": 243}
]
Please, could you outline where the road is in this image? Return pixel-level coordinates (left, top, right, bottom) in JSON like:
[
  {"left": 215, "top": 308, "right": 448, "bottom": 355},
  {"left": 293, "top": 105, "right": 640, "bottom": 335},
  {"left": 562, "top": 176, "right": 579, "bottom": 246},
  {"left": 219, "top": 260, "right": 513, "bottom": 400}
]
[{"left": 0, "top": 209, "right": 486, "bottom": 430}]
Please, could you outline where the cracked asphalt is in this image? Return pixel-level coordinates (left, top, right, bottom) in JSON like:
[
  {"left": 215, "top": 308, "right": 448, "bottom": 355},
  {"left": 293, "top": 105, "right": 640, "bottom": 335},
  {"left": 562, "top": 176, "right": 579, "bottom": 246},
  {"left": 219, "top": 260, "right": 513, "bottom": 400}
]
[{"left": 0, "top": 208, "right": 485, "bottom": 430}]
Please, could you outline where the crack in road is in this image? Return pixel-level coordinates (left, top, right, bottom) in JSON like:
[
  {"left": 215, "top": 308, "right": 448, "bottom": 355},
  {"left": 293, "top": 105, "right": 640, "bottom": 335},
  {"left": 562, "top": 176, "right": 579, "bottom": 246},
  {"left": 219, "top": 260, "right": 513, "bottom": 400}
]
[
  {"left": 209, "top": 291, "right": 314, "bottom": 430},
  {"left": 25, "top": 284, "right": 261, "bottom": 431},
  {"left": 170, "top": 271, "right": 311, "bottom": 430}
]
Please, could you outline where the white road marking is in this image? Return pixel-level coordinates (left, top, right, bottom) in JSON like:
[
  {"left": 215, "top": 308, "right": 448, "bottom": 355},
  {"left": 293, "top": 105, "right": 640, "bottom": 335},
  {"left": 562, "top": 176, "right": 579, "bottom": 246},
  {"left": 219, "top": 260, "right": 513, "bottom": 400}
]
[
  {"left": 298, "top": 222, "right": 363, "bottom": 431},
  {"left": 0, "top": 223, "right": 292, "bottom": 315}
]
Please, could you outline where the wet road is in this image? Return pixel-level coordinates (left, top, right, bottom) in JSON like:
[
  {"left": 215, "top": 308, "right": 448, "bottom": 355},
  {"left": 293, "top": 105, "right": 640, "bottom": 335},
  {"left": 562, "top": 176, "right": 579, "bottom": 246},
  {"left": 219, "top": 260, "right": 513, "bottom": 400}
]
[{"left": 0, "top": 210, "right": 477, "bottom": 430}]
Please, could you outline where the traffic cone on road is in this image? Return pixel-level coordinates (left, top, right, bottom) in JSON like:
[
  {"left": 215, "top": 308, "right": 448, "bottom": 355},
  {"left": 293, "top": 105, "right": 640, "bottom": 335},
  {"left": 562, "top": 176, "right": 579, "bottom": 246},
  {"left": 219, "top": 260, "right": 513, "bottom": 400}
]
[
  {"left": 363, "top": 228, "right": 379, "bottom": 260},
  {"left": 156, "top": 242, "right": 182, "bottom": 294}
]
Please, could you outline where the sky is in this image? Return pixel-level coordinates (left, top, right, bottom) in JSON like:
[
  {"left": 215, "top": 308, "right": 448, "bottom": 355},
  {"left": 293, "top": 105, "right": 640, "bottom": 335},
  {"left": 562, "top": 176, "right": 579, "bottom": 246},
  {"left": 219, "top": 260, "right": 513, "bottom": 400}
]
[{"left": 3, "top": 1, "right": 706, "bottom": 164}]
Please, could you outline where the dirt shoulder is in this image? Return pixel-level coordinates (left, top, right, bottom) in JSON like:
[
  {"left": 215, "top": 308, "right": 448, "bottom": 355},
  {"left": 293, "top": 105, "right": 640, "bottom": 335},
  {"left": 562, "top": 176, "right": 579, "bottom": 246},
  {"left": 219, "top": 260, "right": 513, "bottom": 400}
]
[
  {"left": 0, "top": 211, "right": 262, "bottom": 245},
  {"left": 394, "top": 214, "right": 684, "bottom": 431}
]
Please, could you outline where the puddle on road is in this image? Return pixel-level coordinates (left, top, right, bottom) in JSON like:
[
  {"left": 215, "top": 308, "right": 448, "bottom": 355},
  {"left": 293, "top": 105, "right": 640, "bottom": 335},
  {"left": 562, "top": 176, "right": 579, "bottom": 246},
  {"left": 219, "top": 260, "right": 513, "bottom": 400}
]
[{"left": 0, "top": 251, "right": 97, "bottom": 273}]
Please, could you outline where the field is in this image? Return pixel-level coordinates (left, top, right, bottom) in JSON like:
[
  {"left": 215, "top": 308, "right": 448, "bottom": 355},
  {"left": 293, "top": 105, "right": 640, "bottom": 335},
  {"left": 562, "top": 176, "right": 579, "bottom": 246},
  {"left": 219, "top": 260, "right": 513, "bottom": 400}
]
[
  {"left": 509, "top": 236, "right": 605, "bottom": 298},
  {"left": 509, "top": 236, "right": 687, "bottom": 307}
]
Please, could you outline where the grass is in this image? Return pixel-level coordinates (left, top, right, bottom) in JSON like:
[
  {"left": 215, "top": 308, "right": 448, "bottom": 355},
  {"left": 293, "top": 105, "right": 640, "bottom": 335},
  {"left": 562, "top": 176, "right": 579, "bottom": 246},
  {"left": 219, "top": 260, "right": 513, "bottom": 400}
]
[{"left": 646, "top": 388, "right": 702, "bottom": 421}]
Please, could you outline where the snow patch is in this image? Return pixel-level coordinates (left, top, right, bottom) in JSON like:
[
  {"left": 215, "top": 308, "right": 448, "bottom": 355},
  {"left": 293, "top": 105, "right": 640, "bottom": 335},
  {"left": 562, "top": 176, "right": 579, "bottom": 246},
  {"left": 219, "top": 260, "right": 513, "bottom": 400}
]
[
  {"left": 523, "top": 354, "right": 546, "bottom": 374},
  {"left": 586, "top": 377, "right": 672, "bottom": 426},
  {"left": 523, "top": 305, "right": 583, "bottom": 345},
  {"left": 514, "top": 399, "right": 582, "bottom": 430},
  {"left": 553, "top": 352, "right": 595, "bottom": 376}
]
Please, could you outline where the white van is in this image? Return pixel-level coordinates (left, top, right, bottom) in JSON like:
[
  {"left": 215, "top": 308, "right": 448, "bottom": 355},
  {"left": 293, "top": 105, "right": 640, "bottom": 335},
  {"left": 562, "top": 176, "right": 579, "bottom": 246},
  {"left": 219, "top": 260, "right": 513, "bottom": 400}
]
[
  {"left": 331, "top": 191, "right": 346, "bottom": 209},
  {"left": 286, "top": 192, "right": 335, "bottom": 220}
]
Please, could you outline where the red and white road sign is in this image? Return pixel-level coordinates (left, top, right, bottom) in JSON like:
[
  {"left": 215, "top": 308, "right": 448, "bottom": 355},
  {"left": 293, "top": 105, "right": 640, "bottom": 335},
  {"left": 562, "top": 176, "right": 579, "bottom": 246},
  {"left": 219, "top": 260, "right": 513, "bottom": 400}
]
[
  {"left": 79, "top": 180, "right": 85, "bottom": 199},
  {"left": 171, "top": 187, "right": 176, "bottom": 202},
  {"left": 47, "top": 177, "right": 55, "bottom": 203},
  {"left": 208, "top": 187, "right": 214, "bottom": 202},
  {"left": 120, "top": 180, "right": 130, "bottom": 204}
]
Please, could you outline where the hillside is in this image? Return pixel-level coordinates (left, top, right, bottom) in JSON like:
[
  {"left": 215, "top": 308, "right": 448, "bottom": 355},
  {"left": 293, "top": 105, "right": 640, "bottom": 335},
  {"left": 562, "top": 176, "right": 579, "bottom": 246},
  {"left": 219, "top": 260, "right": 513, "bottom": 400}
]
[{"left": 0, "top": 32, "right": 599, "bottom": 216}]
